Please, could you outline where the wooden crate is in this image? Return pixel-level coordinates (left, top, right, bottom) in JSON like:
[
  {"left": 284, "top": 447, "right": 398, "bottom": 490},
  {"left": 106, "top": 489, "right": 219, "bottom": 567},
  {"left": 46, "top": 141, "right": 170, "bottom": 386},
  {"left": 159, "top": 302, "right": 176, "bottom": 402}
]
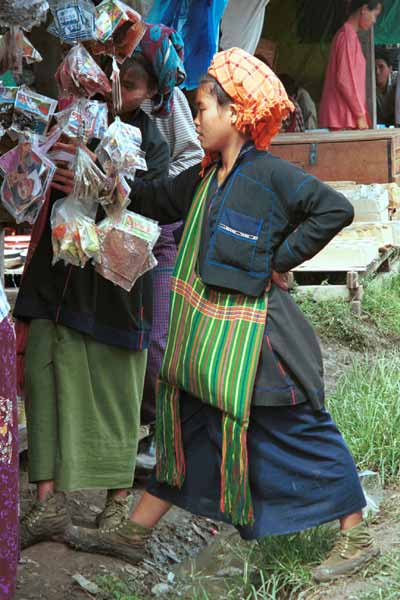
[{"left": 271, "top": 130, "right": 400, "bottom": 184}]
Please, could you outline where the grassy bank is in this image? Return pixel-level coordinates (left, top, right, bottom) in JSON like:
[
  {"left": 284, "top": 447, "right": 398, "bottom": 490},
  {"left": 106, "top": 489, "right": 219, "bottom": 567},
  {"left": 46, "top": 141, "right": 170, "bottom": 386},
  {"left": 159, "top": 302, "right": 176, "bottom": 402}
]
[
  {"left": 295, "top": 273, "right": 400, "bottom": 350},
  {"left": 174, "top": 351, "right": 400, "bottom": 600}
]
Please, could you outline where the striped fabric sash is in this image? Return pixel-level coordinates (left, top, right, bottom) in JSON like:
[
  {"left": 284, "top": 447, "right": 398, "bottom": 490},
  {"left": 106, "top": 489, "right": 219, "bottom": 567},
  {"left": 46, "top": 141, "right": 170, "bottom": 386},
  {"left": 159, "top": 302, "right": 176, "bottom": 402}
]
[{"left": 156, "top": 169, "right": 268, "bottom": 525}]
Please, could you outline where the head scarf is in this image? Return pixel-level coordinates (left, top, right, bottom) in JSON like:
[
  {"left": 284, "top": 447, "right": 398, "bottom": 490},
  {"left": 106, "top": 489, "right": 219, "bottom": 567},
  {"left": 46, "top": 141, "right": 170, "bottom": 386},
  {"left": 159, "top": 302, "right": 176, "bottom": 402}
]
[
  {"left": 135, "top": 23, "right": 186, "bottom": 116},
  {"left": 202, "top": 47, "right": 294, "bottom": 171}
]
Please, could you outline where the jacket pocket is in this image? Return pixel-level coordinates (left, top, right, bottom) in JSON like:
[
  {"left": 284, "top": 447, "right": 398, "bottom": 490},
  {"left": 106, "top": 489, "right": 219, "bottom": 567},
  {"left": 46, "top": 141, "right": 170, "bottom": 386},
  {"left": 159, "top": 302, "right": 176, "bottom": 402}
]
[{"left": 212, "top": 207, "right": 263, "bottom": 272}]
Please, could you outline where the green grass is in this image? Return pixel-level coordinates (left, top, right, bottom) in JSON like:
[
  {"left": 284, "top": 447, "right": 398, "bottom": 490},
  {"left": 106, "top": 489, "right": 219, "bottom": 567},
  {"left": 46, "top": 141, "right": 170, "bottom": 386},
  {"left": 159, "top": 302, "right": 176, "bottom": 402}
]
[
  {"left": 295, "top": 273, "right": 400, "bottom": 350},
  {"left": 251, "top": 527, "right": 337, "bottom": 600},
  {"left": 178, "top": 351, "right": 400, "bottom": 600},
  {"left": 357, "top": 551, "right": 400, "bottom": 599},
  {"left": 96, "top": 347, "right": 400, "bottom": 600},
  {"left": 362, "top": 274, "right": 400, "bottom": 338},
  {"left": 95, "top": 574, "right": 146, "bottom": 600},
  {"left": 178, "top": 527, "right": 336, "bottom": 600},
  {"left": 328, "top": 352, "right": 400, "bottom": 484}
]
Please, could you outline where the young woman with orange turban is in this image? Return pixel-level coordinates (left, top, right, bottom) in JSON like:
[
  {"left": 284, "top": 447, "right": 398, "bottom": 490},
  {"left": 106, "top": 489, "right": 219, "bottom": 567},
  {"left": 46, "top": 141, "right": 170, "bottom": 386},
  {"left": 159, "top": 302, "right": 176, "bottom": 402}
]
[{"left": 67, "top": 48, "right": 378, "bottom": 582}]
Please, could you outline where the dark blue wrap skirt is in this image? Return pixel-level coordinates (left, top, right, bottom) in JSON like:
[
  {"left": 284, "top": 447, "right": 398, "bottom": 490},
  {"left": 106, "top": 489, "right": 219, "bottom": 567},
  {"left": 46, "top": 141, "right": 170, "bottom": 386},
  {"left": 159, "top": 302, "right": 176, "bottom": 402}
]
[{"left": 148, "top": 393, "right": 366, "bottom": 540}]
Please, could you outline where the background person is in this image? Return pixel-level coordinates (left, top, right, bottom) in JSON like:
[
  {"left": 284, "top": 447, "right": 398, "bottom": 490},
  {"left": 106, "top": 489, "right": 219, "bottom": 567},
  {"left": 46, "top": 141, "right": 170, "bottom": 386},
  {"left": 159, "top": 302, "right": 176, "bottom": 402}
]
[
  {"left": 319, "top": 0, "right": 382, "bottom": 130},
  {"left": 15, "top": 47, "right": 170, "bottom": 548},
  {"left": 0, "top": 280, "right": 18, "bottom": 600},
  {"left": 375, "top": 47, "right": 397, "bottom": 126},
  {"left": 137, "top": 29, "right": 203, "bottom": 463}
]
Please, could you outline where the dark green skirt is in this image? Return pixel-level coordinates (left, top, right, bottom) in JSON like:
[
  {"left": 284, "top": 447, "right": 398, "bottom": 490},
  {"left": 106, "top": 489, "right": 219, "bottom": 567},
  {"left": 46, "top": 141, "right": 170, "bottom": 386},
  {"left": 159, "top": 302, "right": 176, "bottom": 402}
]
[{"left": 25, "top": 319, "right": 147, "bottom": 491}]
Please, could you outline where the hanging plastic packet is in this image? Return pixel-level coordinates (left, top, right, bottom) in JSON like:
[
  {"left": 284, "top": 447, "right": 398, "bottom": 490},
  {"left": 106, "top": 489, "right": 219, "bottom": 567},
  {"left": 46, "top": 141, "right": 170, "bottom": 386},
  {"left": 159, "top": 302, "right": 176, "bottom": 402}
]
[
  {"left": 55, "top": 98, "right": 108, "bottom": 141},
  {"left": 0, "top": 140, "right": 56, "bottom": 224},
  {"left": 96, "top": 227, "right": 156, "bottom": 291},
  {"left": 73, "top": 145, "right": 113, "bottom": 204},
  {"left": 111, "top": 57, "right": 122, "bottom": 114},
  {"left": 99, "top": 173, "right": 130, "bottom": 212},
  {"left": 55, "top": 43, "right": 112, "bottom": 99},
  {"left": 96, "top": 117, "right": 147, "bottom": 179},
  {"left": 0, "top": 87, "right": 18, "bottom": 138},
  {"left": 0, "top": 28, "right": 42, "bottom": 76},
  {"left": 48, "top": 0, "right": 96, "bottom": 43},
  {"left": 11, "top": 86, "right": 57, "bottom": 138},
  {"left": 0, "top": 0, "right": 49, "bottom": 31},
  {"left": 95, "top": 209, "right": 160, "bottom": 291},
  {"left": 93, "top": 0, "right": 146, "bottom": 63},
  {"left": 51, "top": 195, "right": 100, "bottom": 268},
  {"left": 19, "top": 31, "right": 43, "bottom": 64},
  {"left": 109, "top": 210, "right": 161, "bottom": 246},
  {"left": 0, "top": 28, "right": 22, "bottom": 76}
]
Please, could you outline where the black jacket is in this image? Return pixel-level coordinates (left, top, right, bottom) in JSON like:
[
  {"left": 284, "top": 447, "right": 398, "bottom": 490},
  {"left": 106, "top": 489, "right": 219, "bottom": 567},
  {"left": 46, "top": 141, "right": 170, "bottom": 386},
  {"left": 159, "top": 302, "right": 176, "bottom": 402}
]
[
  {"left": 14, "top": 109, "right": 170, "bottom": 350},
  {"left": 132, "top": 144, "right": 354, "bottom": 297}
]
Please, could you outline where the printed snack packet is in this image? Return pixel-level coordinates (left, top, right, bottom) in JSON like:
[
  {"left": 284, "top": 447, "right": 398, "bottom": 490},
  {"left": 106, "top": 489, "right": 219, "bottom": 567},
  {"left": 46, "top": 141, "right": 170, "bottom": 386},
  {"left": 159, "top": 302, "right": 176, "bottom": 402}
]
[
  {"left": 0, "top": 140, "right": 56, "bottom": 224},
  {"left": 96, "top": 117, "right": 147, "bottom": 179},
  {"left": 55, "top": 98, "right": 108, "bottom": 141},
  {"left": 92, "top": 0, "right": 146, "bottom": 63},
  {"left": 51, "top": 195, "right": 100, "bottom": 267},
  {"left": 73, "top": 146, "right": 113, "bottom": 203},
  {"left": 0, "top": 87, "right": 18, "bottom": 137},
  {"left": 55, "top": 43, "right": 111, "bottom": 99},
  {"left": 95, "top": 226, "right": 156, "bottom": 291},
  {"left": 95, "top": 209, "right": 160, "bottom": 290},
  {"left": 11, "top": 86, "right": 57, "bottom": 137},
  {"left": 0, "top": 28, "right": 42, "bottom": 76},
  {"left": 99, "top": 173, "right": 131, "bottom": 211},
  {"left": 48, "top": 0, "right": 97, "bottom": 43}
]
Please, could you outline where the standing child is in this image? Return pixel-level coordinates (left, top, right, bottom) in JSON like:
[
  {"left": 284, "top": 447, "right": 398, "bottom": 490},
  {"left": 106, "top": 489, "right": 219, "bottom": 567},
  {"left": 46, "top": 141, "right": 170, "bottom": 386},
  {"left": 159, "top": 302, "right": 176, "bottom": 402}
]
[{"left": 67, "top": 48, "right": 378, "bottom": 583}]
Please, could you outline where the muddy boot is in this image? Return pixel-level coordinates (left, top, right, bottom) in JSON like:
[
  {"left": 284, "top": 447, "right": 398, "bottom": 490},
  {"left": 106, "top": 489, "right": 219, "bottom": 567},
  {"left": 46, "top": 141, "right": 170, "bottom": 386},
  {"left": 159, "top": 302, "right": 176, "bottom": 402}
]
[
  {"left": 20, "top": 493, "right": 71, "bottom": 550},
  {"left": 312, "top": 522, "right": 380, "bottom": 582},
  {"left": 96, "top": 494, "right": 132, "bottom": 529},
  {"left": 65, "top": 519, "right": 152, "bottom": 565}
]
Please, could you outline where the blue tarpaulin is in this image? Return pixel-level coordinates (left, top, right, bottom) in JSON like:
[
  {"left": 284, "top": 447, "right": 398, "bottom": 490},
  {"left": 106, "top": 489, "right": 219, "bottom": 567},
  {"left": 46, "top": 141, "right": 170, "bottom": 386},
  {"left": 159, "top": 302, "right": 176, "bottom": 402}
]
[{"left": 146, "top": 0, "right": 229, "bottom": 90}]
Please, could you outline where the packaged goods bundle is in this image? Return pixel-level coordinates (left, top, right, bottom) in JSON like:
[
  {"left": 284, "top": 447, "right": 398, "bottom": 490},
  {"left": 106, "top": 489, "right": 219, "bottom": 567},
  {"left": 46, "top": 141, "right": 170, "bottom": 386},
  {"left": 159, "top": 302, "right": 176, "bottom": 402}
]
[
  {"left": 11, "top": 86, "right": 57, "bottom": 138},
  {"left": 96, "top": 117, "right": 147, "bottom": 179},
  {"left": 95, "top": 210, "right": 160, "bottom": 290},
  {"left": 51, "top": 195, "right": 100, "bottom": 267},
  {"left": 48, "top": 0, "right": 97, "bottom": 43},
  {"left": 55, "top": 43, "right": 111, "bottom": 99},
  {"left": 55, "top": 98, "right": 108, "bottom": 141},
  {"left": 0, "top": 140, "right": 55, "bottom": 223}
]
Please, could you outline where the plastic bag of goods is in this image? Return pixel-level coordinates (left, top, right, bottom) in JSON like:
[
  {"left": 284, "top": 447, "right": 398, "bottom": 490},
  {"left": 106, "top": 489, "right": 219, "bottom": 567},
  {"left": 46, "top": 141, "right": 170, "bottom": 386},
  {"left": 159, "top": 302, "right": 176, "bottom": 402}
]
[
  {"left": 72, "top": 145, "right": 113, "bottom": 205},
  {"left": 0, "top": 86, "right": 18, "bottom": 138},
  {"left": 0, "top": 140, "right": 55, "bottom": 224},
  {"left": 11, "top": 86, "right": 57, "bottom": 138},
  {"left": 93, "top": 0, "right": 146, "bottom": 63},
  {"left": 55, "top": 98, "right": 108, "bottom": 141},
  {"left": 95, "top": 117, "right": 147, "bottom": 179},
  {"left": 0, "top": 28, "right": 42, "bottom": 76},
  {"left": 55, "top": 43, "right": 111, "bottom": 99},
  {"left": 51, "top": 195, "right": 100, "bottom": 267},
  {"left": 95, "top": 210, "right": 160, "bottom": 291},
  {"left": 99, "top": 173, "right": 131, "bottom": 212},
  {"left": 48, "top": 0, "right": 97, "bottom": 43}
]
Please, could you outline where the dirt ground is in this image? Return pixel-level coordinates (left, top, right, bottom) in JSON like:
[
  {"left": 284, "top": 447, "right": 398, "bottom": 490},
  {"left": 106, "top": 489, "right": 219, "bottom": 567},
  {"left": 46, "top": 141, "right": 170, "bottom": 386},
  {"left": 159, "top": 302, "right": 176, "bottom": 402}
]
[
  {"left": 15, "top": 341, "right": 395, "bottom": 600},
  {"left": 17, "top": 476, "right": 228, "bottom": 599}
]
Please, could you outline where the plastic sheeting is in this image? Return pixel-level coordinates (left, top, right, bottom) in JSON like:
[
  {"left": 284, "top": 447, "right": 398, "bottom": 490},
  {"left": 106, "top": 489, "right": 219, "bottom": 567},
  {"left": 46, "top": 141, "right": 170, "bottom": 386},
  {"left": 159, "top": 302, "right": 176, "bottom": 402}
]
[{"left": 146, "top": 0, "right": 229, "bottom": 90}]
